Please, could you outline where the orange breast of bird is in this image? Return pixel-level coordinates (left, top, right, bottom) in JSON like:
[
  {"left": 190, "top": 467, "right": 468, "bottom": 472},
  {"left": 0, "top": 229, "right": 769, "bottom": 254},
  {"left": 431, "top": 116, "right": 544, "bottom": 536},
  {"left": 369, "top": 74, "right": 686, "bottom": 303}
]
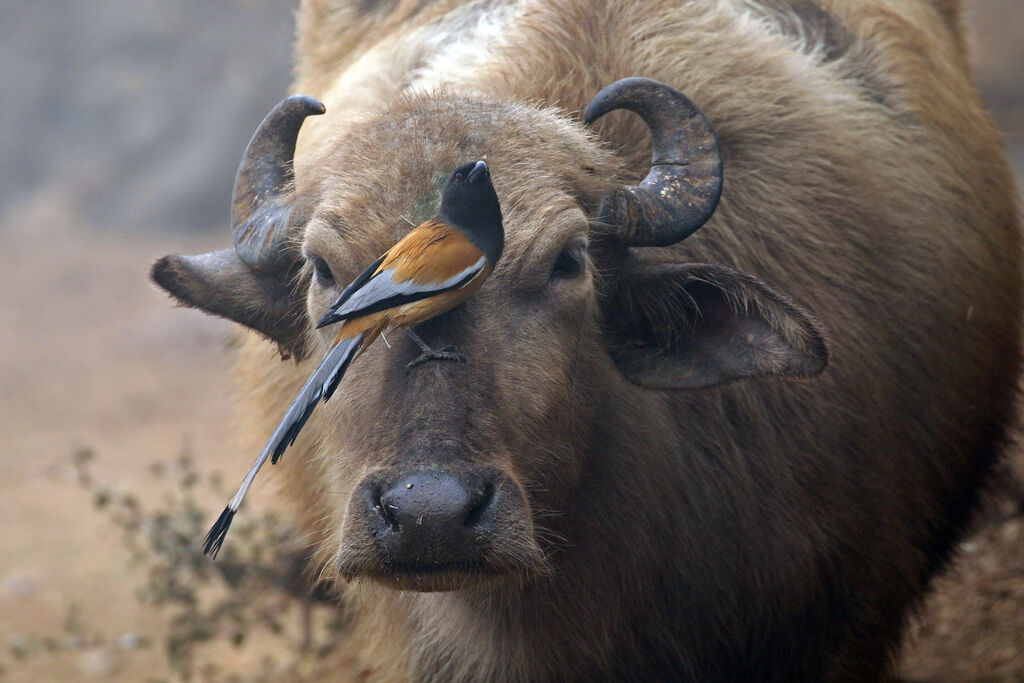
[{"left": 333, "top": 218, "right": 492, "bottom": 346}]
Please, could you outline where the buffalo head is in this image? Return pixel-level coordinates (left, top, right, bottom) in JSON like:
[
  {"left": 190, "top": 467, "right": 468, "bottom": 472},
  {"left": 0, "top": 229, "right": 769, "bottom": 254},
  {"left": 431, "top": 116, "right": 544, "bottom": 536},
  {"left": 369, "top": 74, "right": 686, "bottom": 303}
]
[{"left": 152, "top": 79, "right": 827, "bottom": 590}]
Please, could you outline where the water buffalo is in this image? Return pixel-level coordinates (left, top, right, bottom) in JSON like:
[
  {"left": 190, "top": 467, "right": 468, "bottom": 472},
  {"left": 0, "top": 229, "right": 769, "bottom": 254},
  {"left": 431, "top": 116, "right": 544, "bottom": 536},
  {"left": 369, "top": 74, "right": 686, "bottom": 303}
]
[{"left": 152, "top": 0, "right": 1021, "bottom": 679}]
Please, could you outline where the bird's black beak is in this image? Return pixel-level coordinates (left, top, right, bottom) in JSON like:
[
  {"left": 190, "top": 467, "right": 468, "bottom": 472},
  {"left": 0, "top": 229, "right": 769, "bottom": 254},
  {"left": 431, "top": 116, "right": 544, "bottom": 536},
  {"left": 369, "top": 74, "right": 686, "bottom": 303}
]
[{"left": 467, "top": 160, "right": 489, "bottom": 184}]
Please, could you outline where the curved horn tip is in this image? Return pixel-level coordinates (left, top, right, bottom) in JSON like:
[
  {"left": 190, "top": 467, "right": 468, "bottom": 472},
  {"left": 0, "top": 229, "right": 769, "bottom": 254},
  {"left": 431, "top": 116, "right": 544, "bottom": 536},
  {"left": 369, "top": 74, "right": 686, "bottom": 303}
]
[
  {"left": 280, "top": 94, "right": 326, "bottom": 117},
  {"left": 231, "top": 94, "right": 326, "bottom": 270},
  {"left": 583, "top": 77, "right": 676, "bottom": 125},
  {"left": 583, "top": 77, "right": 702, "bottom": 127},
  {"left": 583, "top": 77, "right": 724, "bottom": 247}
]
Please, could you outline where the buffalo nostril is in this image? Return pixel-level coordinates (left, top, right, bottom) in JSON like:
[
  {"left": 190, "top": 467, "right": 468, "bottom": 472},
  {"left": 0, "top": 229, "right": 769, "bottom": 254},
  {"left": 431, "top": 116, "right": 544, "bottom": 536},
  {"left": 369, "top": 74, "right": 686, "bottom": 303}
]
[
  {"left": 463, "top": 483, "right": 495, "bottom": 528},
  {"left": 361, "top": 471, "right": 509, "bottom": 568},
  {"left": 377, "top": 472, "right": 495, "bottom": 541},
  {"left": 372, "top": 485, "right": 400, "bottom": 531}
]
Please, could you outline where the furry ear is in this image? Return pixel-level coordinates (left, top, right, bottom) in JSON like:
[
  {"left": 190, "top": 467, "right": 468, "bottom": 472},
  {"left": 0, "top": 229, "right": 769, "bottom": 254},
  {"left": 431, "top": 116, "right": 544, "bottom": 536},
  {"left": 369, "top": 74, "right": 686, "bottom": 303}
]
[
  {"left": 606, "top": 262, "right": 828, "bottom": 389},
  {"left": 151, "top": 249, "right": 310, "bottom": 359}
]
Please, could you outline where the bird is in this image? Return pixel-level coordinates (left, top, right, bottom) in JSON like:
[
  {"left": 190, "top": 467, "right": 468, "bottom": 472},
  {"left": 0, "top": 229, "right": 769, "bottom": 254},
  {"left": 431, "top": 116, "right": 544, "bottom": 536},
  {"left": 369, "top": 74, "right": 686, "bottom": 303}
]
[{"left": 203, "top": 159, "right": 503, "bottom": 557}]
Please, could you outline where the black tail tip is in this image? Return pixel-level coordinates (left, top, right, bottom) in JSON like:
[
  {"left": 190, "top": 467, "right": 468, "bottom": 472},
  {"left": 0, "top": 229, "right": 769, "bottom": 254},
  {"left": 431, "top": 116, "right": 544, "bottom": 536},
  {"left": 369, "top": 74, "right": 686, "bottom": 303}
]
[
  {"left": 203, "top": 506, "right": 236, "bottom": 558},
  {"left": 315, "top": 312, "right": 336, "bottom": 329}
]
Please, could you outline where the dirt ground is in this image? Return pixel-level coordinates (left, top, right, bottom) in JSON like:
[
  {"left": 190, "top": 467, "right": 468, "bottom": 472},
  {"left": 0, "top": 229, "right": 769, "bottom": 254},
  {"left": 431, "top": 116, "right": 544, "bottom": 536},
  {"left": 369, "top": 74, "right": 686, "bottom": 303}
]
[{"left": 1, "top": 3, "right": 1022, "bottom": 681}]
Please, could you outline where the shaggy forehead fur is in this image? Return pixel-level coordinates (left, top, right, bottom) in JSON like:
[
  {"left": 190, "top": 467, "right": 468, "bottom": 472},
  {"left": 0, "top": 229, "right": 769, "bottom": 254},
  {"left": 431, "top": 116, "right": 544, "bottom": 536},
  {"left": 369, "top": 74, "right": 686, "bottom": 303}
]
[{"left": 299, "top": 94, "right": 619, "bottom": 278}]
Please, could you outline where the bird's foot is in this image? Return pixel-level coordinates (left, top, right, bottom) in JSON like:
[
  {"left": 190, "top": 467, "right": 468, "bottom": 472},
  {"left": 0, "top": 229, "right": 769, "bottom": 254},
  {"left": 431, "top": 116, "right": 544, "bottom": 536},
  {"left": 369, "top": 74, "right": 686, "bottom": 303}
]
[{"left": 405, "top": 331, "right": 464, "bottom": 371}]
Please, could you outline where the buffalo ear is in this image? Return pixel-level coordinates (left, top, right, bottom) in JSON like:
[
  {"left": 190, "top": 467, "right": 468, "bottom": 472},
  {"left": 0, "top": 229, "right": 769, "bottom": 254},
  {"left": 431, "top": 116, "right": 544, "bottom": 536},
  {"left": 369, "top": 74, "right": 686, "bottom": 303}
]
[
  {"left": 607, "top": 262, "right": 828, "bottom": 389},
  {"left": 151, "top": 249, "right": 310, "bottom": 359}
]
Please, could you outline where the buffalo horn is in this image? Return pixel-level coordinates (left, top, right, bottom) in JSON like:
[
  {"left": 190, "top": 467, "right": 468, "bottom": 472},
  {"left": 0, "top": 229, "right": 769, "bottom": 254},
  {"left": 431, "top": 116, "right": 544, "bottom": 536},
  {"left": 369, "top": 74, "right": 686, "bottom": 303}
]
[
  {"left": 232, "top": 95, "right": 326, "bottom": 270},
  {"left": 584, "top": 77, "right": 723, "bottom": 247}
]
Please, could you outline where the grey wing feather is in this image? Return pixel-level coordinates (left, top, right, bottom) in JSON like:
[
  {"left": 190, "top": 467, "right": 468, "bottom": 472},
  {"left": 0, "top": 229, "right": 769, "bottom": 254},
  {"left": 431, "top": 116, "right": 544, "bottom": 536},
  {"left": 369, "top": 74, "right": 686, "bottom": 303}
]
[
  {"left": 320, "top": 256, "right": 486, "bottom": 326},
  {"left": 226, "top": 333, "right": 364, "bottom": 511}
]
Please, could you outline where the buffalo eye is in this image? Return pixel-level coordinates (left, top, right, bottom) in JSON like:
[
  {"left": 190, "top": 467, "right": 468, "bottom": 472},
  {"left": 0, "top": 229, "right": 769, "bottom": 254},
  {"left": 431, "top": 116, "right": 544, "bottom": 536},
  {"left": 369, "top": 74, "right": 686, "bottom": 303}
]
[
  {"left": 551, "top": 242, "right": 587, "bottom": 280},
  {"left": 309, "top": 255, "right": 335, "bottom": 286}
]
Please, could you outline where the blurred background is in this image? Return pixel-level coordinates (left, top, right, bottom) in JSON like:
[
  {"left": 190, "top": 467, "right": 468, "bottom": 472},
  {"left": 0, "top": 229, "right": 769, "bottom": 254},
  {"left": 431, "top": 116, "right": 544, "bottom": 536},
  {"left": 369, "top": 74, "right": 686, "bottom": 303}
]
[{"left": 0, "top": 0, "right": 1021, "bottom": 680}]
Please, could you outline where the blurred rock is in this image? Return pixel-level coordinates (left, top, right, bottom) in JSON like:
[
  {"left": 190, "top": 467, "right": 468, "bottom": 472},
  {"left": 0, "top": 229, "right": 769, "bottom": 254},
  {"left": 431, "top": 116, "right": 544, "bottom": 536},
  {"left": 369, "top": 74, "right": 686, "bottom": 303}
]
[
  {"left": 118, "top": 632, "right": 141, "bottom": 651},
  {"left": 0, "top": 569, "right": 42, "bottom": 599},
  {"left": 7, "top": 634, "right": 29, "bottom": 658},
  {"left": 77, "top": 647, "right": 123, "bottom": 677}
]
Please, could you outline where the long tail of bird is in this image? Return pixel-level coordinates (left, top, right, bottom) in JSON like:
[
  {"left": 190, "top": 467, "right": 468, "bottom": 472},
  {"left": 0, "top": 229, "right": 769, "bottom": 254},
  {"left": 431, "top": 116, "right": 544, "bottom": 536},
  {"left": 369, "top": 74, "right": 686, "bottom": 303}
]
[{"left": 203, "top": 332, "right": 366, "bottom": 557}]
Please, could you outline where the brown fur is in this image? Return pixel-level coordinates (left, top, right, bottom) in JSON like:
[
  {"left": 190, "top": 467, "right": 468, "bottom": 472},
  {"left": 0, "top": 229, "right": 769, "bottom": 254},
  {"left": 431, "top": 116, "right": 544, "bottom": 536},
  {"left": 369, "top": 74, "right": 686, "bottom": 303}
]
[{"left": 176, "top": 0, "right": 1020, "bottom": 680}]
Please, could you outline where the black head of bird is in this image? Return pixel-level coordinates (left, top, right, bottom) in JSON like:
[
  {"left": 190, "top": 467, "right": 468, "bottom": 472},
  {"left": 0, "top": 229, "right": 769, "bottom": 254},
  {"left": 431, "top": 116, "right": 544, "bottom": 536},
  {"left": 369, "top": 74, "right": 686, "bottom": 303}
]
[{"left": 439, "top": 160, "right": 504, "bottom": 266}]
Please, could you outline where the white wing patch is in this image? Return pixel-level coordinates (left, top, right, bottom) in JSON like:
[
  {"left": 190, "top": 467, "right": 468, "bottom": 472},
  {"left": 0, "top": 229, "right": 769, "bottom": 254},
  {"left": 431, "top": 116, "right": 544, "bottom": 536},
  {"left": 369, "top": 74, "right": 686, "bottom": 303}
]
[{"left": 330, "top": 255, "right": 486, "bottom": 319}]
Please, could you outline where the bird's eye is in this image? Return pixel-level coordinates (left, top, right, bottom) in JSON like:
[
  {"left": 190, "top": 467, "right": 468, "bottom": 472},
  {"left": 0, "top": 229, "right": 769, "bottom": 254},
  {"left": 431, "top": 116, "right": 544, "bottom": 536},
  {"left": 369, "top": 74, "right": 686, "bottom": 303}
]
[
  {"left": 454, "top": 172, "right": 466, "bottom": 182},
  {"left": 310, "top": 256, "right": 335, "bottom": 285},
  {"left": 551, "top": 243, "right": 587, "bottom": 280}
]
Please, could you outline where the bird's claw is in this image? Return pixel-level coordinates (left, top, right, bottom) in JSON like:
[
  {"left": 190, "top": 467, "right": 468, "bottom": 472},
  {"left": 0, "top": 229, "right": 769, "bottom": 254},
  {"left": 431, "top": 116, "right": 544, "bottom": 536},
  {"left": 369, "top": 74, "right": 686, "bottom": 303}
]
[
  {"left": 405, "top": 331, "right": 463, "bottom": 371},
  {"left": 406, "top": 345, "right": 463, "bottom": 372}
]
